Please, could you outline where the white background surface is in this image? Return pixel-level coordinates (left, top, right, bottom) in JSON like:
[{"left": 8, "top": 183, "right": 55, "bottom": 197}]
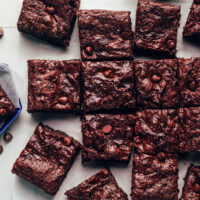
[{"left": 0, "top": 0, "right": 199, "bottom": 200}]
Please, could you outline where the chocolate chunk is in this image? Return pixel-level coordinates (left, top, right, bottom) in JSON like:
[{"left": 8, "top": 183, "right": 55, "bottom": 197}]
[
  {"left": 0, "top": 108, "right": 7, "bottom": 116},
  {"left": 3, "top": 132, "right": 13, "bottom": 143},
  {"left": 85, "top": 46, "right": 93, "bottom": 55},
  {"left": 194, "top": 183, "right": 200, "bottom": 193},
  {"left": 58, "top": 96, "right": 68, "bottom": 104},
  {"left": 151, "top": 74, "right": 161, "bottom": 83},
  {"left": 46, "top": 6, "right": 55, "bottom": 14},
  {"left": 0, "top": 145, "right": 3, "bottom": 154},
  {"left": 157, "top": 152, "right": 166, "bottom": 161}
]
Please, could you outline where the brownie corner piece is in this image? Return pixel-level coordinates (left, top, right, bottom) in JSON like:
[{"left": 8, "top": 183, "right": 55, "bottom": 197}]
[
  {"left": 17, "top": 0, "right": 80, "bottom": 46},
  {"left": 82, "top": 114, "right": 134, "bottom": 162},
  {"left": 27, "top": 59, "right": 81, "bottom": 113},
  {"left": 77, "top": 9, "right": 134, "bottom": 60},
  {"left": 12, "top": 123, "right": 82, "bottom": 195},
  {"left": 82, "top": 60, "right": 136, "bottom": 112},
  {"left": 134, "top": 0, "right": 180, "bottom": 56},
  {"left": 65, "top": 168, "right": 128, "bottom": 200}
]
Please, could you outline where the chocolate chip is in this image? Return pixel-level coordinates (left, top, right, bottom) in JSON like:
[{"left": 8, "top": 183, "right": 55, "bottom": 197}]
[
  {"left": 121, "top": 32, "right": 130, "bottom": 40},
  {"left": 46, "top": 6, "right": 55, "bottom": 14},
  {"left": 0, "top": 145, "right": 3, "bottom": 154},
  {"left": 194, "top": 183, "right": 200, "bottom": 193},
  {"left": 167, "top": 40, "right": 175, "bottom": 49},
  {"left": 3, "top": 132, "right": 13, "bottom": 143},
  {"left": 102, "top": 124, "right": 112, "bottom": 134},
  {"left": 85, "top": 46, "right": 93, "bottom": 55},
  {"left": 0, "top": 108, "right": 7, "bottom": 116},
  {"left": 58, "top": 96, "right": 68, "bottom": 104},
  {"left": 189, "top": 81, "right": 197, "bottom": 91},
  {"left": 0, "top": 27, "right": 4, "bottom": 38},
  {"left": 157, "top": 152, "right": 166, "bottom": 161},
  {"left": 134, "top": 136, "right": 141, "bottom": 144},
  {"left": 151, "top": 74, "right": 161, "bottom": 83},
  {"left": 64, "top": 137, "right": 72, "bottom": 146},
  {"left": 103, "top": 70, "right": 113, "bottom": 78}
]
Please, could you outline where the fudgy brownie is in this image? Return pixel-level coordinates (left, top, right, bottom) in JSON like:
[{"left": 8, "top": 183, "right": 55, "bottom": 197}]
[
  {"left": 183, "top": 0, "right": 200, "bottom": 43},
  {"left": 65, "top": 168, "right": 128, "bottom": 200},
  {"left": 12, "top": 123, "right": 82, "bottom": 195},
  {"left": 132, "top": 151, "right": 178, "bottom": 200},
  {"left": 178, "top": 57, "right": 200, "bottom": 107},
  {"left": 181, "top": 164, "right": 200, "bottom": 200},
  {"left": 0, "top": 85, "right": 16, "bottom": 119},
  {"left": 135, "top": 59, "right": 179, "bottom": 109},
  {"left": 178, "top": 107, "right": 200, "bottom": 153},
  {"left": 134, "top": 109, "right": 180, "bottom": 154},
  {"left": 82, "top": 114, "right": 134, "bottom": 162},
  {"left": 77, "top": 9, "right": 134, "bottom": 60},
  {"left": 28, "top": 59, "right": 81, "bottom": 113},
  {"left": 82, "top": 61, "right": 136, "bottom": 112},
  {"left": 134, "top": 0, "right": 180, "bottom": 56},
  {"left": 17, "top": 0, "right": 80, "bottom": 46}
]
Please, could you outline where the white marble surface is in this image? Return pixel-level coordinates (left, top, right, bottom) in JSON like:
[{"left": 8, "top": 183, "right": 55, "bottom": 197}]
[{"left": 0, "top": 0, "right": 199, "bottom": 200}]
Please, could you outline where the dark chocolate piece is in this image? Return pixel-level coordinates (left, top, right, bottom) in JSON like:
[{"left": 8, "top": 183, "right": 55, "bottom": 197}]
[{"left": 3, "top": 132, "right": 13, "bottom": 143}]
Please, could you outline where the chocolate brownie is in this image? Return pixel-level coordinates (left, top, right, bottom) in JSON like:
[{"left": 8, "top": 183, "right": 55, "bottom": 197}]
[
  {"left": 178, "top": 107, "right": 200, "bottom": 153},
  {"left": 178, "top": 58, "right": 200, "bottom": 107},
  {"left": 17, "top": 0, "right": 80, "bottom": 46},
  {"left": 135, "top": 59, "right": 179, "bottom": 109},
  {"left": 183, "top": 0, "right": 200, "bottom": 43},
  {"left": 28, "top": 59, "right": 81, "bottom": 113},
  {"left": 181, "top": 164, "right": 200, "bottom": 200},
  {"left": 65, "top": 168, "right": 128, "bottom": 200},
  {"left": 82, "top": 114, "right": 134, "bottom": 162},
  {"left": 134, "top": 0, "right": 180, "bottom": 56},
  {"left": 77, "top": 9, "right": 134, "bottom": 60},
  {"left": 132, "top": 151, "right": 178, "bottom": 200},
  {"left": 134, "top": 109, "right": 180, "bottom": 154},
  {"left": 82, "top": 61, "right": 136, "bottom": 112},
  {"left": 0, "top": 85, "right": 16, "bottom": 119},
  {"left": 12, "top": 123, "right": 82, "bottom": 195}
]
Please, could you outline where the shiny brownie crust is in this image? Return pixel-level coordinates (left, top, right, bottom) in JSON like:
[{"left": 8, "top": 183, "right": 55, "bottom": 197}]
[
  {"left": 12, "top": 123, "right": 82, "bottom": 195},
  {"left": 65, "top": 168, "right": 128, "bottom": 200},
  {"left": 28, "top": 59, "right": 81, "bottom": 113},
  {"left": 82, "top": 61, "right": 136, "bottom": 112},
  {"left": 77, "top": 9, "right": 134, "bottom": 60},
  {"left": 82, "top": 114, "right": 134, "bottom": 162},
  {"left": 135, "top": 59, "right": 179, "bottom": 109},
  {"left": 17, "top": 0, "right": 80, "bottom": 46},
  {"left": 134, "top": 0, "right": 180, "bottom": 56}
]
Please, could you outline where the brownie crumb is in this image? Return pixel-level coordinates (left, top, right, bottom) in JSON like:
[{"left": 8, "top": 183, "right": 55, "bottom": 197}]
[
  {"left": 0, "top": 28, "right": 3, "bottom": 38},
  {"left": 0, "top": 145, "right": 3, "bottom": 154},
  {"left": 3, "top": 132, "right": 13, "bottom": 143}
]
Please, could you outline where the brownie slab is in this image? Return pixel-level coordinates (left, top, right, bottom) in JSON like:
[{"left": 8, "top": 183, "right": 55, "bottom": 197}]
[
  {"left": 12, "top": 123, "right": 82, "bottom": 195},
  {"left": 178, "top": 107, "right": 200, "bottom": 153},
  {"left": 18, "top": 0, "right": 80, "bottom": 46},
  {"left": 135, "top": 59, "right": 179, "bottom": 109},
  {"left": 82, "top": 61, "right": 136, "bottom": 112},
  {"left": 82, "top": 114, "right": 134, "bottom": 162},
  {"left": 132, "top": 151, "right": 178, "bottom": 200},
  {"left": 28, "top": 59, "right": 81, "bottom": 113},
  {"left": 178, "top": 57, "right": 200, "bottom": 107},
  {"left": 0, "top": 85, "right": 16, "bottom": 119},
  {"left": 181, "top": 164, "right": 200, "bottom": 200},
  {"left": 134, "top": 0, "right": 180, "bottom": 56},
  {"left": 65, "top": 168, "right": 128, "bottom": 200},
  {"left": 183, "top": 0, "right": 200, "bottom": 43},
  {"left": 134, "top": 109, "right": 180, "bottom": 154},
  {"left": 77, "top": 9, "right": 134, "bottom": 60}
]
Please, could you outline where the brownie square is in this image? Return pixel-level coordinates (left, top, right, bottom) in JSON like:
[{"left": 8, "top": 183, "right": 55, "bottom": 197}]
[
  {"left": 134, "top": 0, "right": 180, "bottom": 56},
  {"left": 82, "top": 114, "right": 134, "bottom": 162},
  {"left": 17, "top": 0, "right": 80, "bottom": 46},
  {"left": 28, "top": 59, "right": 81, "bottom": 113},
  {"left": 181, "top": 164, "right": 200, "bottom": 200},
  {"left": 82, "top": 61, "right": 136, "bottom": 112},
  {"left": 178, "top": 107, "right": 200, "bottom": 153},
  {"left": 134, "top": 109, "right": 180, "bottom": 154},
  {"left": 178, "top": 58, "right": 200, "bottom": 107},
  {"left": 65, "top": 168, "right": 128, "bottom": 200},
  {"left": 131, "top": 151, "right": 178, "bottom": 200},
  {"left": 135, "top": 59, "right": 179, "bottom": 109},
  {"left": 77, "top": 9, "right": 134, "bottom": 60},
  {"left": 183, "top": 0, "right": 200, "bottom": 43},
  {"left": 12, "top": 123, "right": 82, "bottom": 195},
  {"left": 0, "top": 85, "right": 16, "bottom": 119}
]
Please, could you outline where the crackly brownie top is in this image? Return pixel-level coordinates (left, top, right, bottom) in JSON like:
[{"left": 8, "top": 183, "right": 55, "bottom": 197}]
[
  {"left": 181, "top": 165, "right": 200, "bottom": 200},
  {"left": 135, "top": 59, "right": 179, "bottom": 108},
  {"left": 134, "top": 109, "right": 180, "bottom": 154},
  {"left": 178, "top": 107, "right": 200, "bottom": 153},
  {"left": 178, "top": 58, "right": 200, "bottom": 107},
  {"left": 0, "top": 85, "right": 16, "bottom": 118},
  {"left": 82, "top": 61, "right": 136, "bottom": 112},
  {"left": 12, "top": 123, "right": 82, "bottom": 195},
  {"left": 18, "top": 0, "right": 80, "bottom": 46},
  {"left": 134, "top": 0, "right": 180, "bottom": 56},
  {"left": 65, "top": 169, "right": 128, "bottom": 200},
  {"left": 82, "top": 114, "right": 134, "bottom": 161},
  {"left": 28, "top": 59, "right": 81, "bottom": 112},
  {"left": 77, "top": 9, "right": 133, "bottom": 60},
  {"left": 183, "top": 0, "right": 200, "bottom": 42}
]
